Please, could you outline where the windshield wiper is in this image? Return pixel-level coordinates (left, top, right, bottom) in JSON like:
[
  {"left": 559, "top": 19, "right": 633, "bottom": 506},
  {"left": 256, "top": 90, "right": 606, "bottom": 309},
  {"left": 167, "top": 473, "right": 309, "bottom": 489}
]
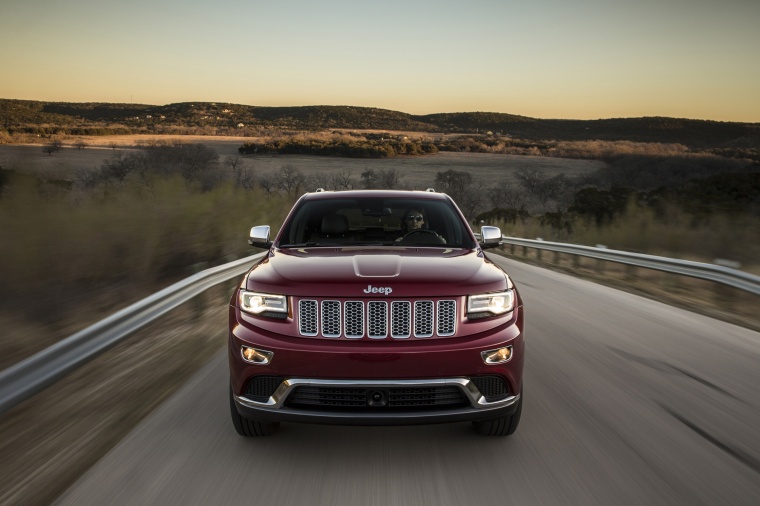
[{"left": 280, "top": 242, "right": 331, "bottom": 248}]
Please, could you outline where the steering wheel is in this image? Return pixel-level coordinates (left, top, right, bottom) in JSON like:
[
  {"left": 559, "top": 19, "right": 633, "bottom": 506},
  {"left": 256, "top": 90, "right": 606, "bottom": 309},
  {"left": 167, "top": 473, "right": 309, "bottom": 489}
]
[{"left": 399, "top": 229, "right": 445, "bottom": 243}]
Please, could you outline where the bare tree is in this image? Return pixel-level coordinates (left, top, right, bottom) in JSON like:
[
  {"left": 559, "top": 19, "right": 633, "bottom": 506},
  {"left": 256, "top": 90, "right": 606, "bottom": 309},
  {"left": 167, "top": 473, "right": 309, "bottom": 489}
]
[
  {"left": 514, "top": 167, "right": 545, "bottom": 195},
  {"left": 487, "top": 184, "right": 528, "bottom": 211},
  {"left": 434, "top": 170, "right": 489, "bottom": 219},
  {"left": 360, "top": 168, "right": 378, "bottom": 189},
  {"left": 73, "top": 167, "right": 100, "bottom": 189},
  {"left": 276, "top": 165, "right": 306, "bottom": 196},
  {"left": 100, "top": 153, "right": 141, "bottom": 182},
  {"left": 238, "top": 168, "right": 256, "bottom": 190},
  {"left": 73, "top": 140, "right": 87, "bottom": 150},
  {"left": 307, "top": 171, "right": 333, "bottom": 191},
  {"left": 225, "top": 155, "right": 242, "bottom": 185},
  {"left": 42, "top": 140, "right": 63, "bottom": 156},
  {"left": 258, "top": 172, "right": 278, "bottom": 195},
  {"left": 377, "top": 168, "right": 401, "bottom": 189},
  {"left": 330, "top": 168, "right": 356, "bottom": 190}
]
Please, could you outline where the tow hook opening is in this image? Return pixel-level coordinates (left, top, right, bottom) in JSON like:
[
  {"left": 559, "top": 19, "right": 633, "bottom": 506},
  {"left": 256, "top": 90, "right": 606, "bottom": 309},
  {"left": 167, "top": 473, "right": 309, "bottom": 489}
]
[{"left": 367, "top": 389, "right": 388, "bottom": 407}]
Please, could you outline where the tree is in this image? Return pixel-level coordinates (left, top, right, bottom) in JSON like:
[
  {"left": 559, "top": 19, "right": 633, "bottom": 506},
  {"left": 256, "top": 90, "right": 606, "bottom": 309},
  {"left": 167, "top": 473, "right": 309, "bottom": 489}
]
[
  {"left": 73, "top": 140, "right": 87, "bottom": 150},
  {"left": 73, "top": 167, "right": 100, "bottom": 189},
  {"left": 100, "top": 153, "right": 139, "bottom": 182},
  {"left": 434, "top": 170, "right": 485, "bottom": 219},
  {"left": 435, "top": 169, "right": 472, "bottom": 204},
  {"left": 275, "top": 165, "right": 305, "bottom": 197},
  {"left": 42, "top": 140, "right": 63, "bottom": 155},
  {"left": 225, "top": 155, "right": 242, "bottom": 186},
  {"left": 377, "top": 168, "right": 401, "bottom": 189},
  {"left": 569, "top": 187, "right": 632, "bottom": 225},
  {"left": 307, "top": 171, "right": 333, "bottom": 191},
  {"left": 361, "top": 168, "right": 378, "bottom": 189},
  {"left": 330, "top": 168, "right": 356, "bottom": 190}
]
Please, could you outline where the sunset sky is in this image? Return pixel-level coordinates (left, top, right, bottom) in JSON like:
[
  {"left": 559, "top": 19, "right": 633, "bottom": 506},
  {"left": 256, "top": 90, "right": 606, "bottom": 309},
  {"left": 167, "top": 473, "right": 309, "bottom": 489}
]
[{"left": 1, "top": 0, "right": 758, "bottom": 122}]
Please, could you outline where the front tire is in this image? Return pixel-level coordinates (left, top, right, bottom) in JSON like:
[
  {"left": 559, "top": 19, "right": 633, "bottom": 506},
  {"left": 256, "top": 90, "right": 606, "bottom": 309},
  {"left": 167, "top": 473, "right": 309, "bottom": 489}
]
[
  {"left": 472, "top": 387, "right": 522, "bottom": 436},
  {"left": 229, "top": 385, "right": 279, "bottom": 437}
]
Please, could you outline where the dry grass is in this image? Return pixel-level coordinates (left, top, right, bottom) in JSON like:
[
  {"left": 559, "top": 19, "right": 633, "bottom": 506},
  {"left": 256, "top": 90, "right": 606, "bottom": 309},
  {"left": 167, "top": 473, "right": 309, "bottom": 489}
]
[
  {"left": 0, "top": 134, "right": 756, "bottom": 505},
  {"left": 0, "top": 293, "right": 232, "bottom": 506},
  {"left": 0, "top": 177, "right": 293, "bottom": 368},
  {"left": 495, "top": 246, "right": 760, "bottom": 333},
  {"left": 0, "top": 136, "right": 606, "bottom": 188},
  {"left": 502, "top": 201, "right": 760, "bottom": 270}
]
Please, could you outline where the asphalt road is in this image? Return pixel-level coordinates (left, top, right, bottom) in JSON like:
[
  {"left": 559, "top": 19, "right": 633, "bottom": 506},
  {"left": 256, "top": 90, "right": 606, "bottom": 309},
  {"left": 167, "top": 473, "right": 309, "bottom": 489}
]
[{"left": 55, "top": 257, "right": 760, "bottom": 505}]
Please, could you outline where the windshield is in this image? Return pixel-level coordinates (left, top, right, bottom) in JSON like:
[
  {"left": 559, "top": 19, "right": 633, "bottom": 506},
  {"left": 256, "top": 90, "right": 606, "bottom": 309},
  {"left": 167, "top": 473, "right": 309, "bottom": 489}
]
[{"left": 278, "top": 196, "right": 476, "bottom": 248}]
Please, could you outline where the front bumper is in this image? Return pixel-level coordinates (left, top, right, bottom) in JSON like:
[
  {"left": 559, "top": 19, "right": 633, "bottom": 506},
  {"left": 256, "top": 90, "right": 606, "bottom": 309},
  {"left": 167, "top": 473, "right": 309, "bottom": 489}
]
[
  {"left": 233, "top": 378, "right": 521, "bottom": 425},
  {"left": 229, "top": 304, "right": 524, "bottom": 425}
]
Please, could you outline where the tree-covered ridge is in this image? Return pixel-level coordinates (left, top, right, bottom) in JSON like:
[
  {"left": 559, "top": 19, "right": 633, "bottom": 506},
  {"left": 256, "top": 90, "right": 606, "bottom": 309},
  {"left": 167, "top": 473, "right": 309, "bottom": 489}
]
[{"left": 1, "top": 98, "right": 758, "bottom": 149}]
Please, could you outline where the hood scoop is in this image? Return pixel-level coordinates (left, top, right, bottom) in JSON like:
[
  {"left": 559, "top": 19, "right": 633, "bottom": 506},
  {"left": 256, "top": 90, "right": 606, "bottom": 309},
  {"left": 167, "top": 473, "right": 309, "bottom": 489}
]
[{"left": 352, "top": 255, "right": 401, "bottom": 278}]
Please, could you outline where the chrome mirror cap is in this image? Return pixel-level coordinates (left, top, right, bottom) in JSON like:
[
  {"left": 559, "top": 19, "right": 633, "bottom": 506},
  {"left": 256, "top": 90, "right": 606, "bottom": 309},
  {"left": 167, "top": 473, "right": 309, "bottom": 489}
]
[
  {"left": 480, "top": 226, "right": 502, "bottom": 249},
  {"left": 249, "top": 225, "right": 272, "bottom": 248}
]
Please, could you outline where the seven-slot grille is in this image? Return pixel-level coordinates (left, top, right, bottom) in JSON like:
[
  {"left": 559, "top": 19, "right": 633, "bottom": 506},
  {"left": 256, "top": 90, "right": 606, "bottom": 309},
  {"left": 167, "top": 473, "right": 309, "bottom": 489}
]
[{"left": 298, "top": 299, "right": 457, "bottom": 339}]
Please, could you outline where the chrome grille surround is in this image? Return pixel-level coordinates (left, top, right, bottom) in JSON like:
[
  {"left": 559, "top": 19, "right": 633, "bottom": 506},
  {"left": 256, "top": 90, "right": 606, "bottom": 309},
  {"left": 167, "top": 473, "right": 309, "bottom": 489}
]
[
  {"left": 344, "top": 301, "right": 364, "bottom": 338},
  {"left": 414, "top": 301, "right": 434, "bottom": 338},
  {"left": 297, "top": 298, "right": 457, "bottom": 339},
  {"left": 299, "top": 300, "right": 318, "bottom": 336},
  {"left": 367, "top": 301, "right": 388, "bottom": 339},
  {"left": 391, "top": 301, "right": 411, "bottom": 339},
  {"left": 321, "top": 300, "right": 341, "bottom": 338},
  {"left": 437, "top": 300, "right": 457, "bottom": 336}
]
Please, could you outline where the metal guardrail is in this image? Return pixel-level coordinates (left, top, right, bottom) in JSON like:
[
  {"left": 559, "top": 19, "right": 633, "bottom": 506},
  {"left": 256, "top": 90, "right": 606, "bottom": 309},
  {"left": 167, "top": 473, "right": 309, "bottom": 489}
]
[
  {"left": 0, "top": 252, "right": 266, "bottom": 416},
  {"left": 499, "top": 236, "right": 760, "bottom": 296},
  {"left": 2, "top": 236, "right": 758, "bottom": 416}
]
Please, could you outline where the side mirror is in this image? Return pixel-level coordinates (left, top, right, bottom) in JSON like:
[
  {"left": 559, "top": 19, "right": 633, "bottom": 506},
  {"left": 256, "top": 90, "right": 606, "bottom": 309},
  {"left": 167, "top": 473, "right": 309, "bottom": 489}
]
[
  {"left": 479, "top": 226, "right": 503, "bottom": 249},
  {"left": 249, "top": 225, "right": 272, "bottom": 248}
]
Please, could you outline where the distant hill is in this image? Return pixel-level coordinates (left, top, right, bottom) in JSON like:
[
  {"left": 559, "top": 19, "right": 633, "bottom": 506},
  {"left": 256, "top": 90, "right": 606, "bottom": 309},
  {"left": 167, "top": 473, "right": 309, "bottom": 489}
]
[{"left": 1, "top": 99, "right": 757, "bottom": 149}]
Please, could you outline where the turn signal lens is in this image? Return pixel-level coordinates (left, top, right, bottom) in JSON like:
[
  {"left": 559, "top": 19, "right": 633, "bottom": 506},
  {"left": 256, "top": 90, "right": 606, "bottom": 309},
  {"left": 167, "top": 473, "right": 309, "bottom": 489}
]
[
  {"left": 481, "top": 346, "right": 513, "bottom": 364},
  {"left": 241, "top": 346, "right": 274, "bottom": 365}
]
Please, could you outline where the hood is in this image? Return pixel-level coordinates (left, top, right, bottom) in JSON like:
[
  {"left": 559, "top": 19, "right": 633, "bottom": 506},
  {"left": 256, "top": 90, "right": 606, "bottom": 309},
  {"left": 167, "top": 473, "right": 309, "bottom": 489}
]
[{"left": 245, "top": 247, "right": 508, "bottom": 297}]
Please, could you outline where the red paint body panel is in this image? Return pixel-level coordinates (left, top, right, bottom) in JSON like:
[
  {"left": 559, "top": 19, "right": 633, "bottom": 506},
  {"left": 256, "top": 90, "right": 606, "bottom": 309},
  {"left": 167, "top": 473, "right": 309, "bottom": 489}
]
[
  {"left": 227, "top": 190, "right": 525, "bottom": 430},
  {"left": 229, "top": 303, "right": 524, "bottom": 394},
  {"left": 245, "top": 248, "right": 508, "bottom": 297}
]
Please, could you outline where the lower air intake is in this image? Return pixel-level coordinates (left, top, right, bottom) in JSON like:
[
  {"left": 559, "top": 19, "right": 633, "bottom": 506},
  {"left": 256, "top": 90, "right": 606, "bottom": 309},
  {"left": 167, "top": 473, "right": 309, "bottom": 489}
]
[
  {"left": 471, "top": 376, "right": 511, "bottom": 402},
  {"left": 286, "top": 386, "right": 468, "bottom": 410},
  {"left": 244, "top": 376, "right": 284, "bottom": 403}
]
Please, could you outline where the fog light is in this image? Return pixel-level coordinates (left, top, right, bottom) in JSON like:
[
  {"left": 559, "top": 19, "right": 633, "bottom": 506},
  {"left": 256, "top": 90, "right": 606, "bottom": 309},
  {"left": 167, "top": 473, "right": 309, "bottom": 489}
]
[
  {"left": 481, "top": 346, "right": 512, "bottom": 364},
  {"left": 241, "top": 346, "right": 274, "bottom": 365}
]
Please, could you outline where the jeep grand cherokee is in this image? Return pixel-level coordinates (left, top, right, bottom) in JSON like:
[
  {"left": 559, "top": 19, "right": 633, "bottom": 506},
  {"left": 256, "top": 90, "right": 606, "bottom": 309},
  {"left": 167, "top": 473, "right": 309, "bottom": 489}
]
[{"left": 229, "top": 189, "right": 524, "bottom": 436}]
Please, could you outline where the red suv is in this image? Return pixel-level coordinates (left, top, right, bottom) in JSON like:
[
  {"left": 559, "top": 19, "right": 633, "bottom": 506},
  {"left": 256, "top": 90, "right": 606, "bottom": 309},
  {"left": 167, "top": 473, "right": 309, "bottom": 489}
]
[{"left": 229, "top": 190, "right": 524, "bottom": 436}]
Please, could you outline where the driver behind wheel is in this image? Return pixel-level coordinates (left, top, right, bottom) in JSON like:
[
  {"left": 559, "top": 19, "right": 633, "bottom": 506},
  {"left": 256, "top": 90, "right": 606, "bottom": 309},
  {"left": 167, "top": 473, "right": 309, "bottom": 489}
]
[
  {"left": 396, "top": 209, "right": 446, "bottom": 243},
  {"left": 402, "top": 209, "right": 425, "bottom": 233}
]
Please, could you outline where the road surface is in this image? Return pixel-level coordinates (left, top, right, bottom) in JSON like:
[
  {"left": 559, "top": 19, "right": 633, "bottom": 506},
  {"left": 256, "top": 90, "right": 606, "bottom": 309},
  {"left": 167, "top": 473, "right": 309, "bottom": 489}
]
[{"left": 56, "top": 257, "right": 760, "bottom": 505}]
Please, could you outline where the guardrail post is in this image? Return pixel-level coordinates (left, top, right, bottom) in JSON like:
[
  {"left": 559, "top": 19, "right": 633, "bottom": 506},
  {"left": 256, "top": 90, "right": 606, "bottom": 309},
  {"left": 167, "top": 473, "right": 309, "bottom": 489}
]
[
  {"left": 625, "top": 264, "right": 637, "bottom": 281},
  {"left": 595, "top": 245, "right": 607, "bottom": 274},
  {"left": 221, "top": 254, "right": 240, "bottom": 294},
  {"left": 712, "top": 260, "right": 740, "bottom": 309},
  {"left": 714, "top": 283, "right": 736, "bottom": 309},
  {"left": 189, "top": 262, "right": 209, "bottom": 319}
]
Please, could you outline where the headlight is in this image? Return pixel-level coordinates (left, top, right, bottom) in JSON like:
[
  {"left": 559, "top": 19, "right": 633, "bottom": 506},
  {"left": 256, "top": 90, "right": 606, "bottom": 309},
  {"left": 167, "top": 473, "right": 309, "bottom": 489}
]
[
  {"left": 239, "top": 290, "right": 287, "bottom": 317},
  {"left": 467, "top": 290, "right": 515, "bottom": 318}
]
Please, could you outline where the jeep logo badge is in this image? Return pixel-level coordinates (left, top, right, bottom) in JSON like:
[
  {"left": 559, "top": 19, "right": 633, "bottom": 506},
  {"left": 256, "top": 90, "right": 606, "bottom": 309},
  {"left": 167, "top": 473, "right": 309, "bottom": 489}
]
[{"left": 364, "top": 285, "right": 392, "bottom": 295}]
